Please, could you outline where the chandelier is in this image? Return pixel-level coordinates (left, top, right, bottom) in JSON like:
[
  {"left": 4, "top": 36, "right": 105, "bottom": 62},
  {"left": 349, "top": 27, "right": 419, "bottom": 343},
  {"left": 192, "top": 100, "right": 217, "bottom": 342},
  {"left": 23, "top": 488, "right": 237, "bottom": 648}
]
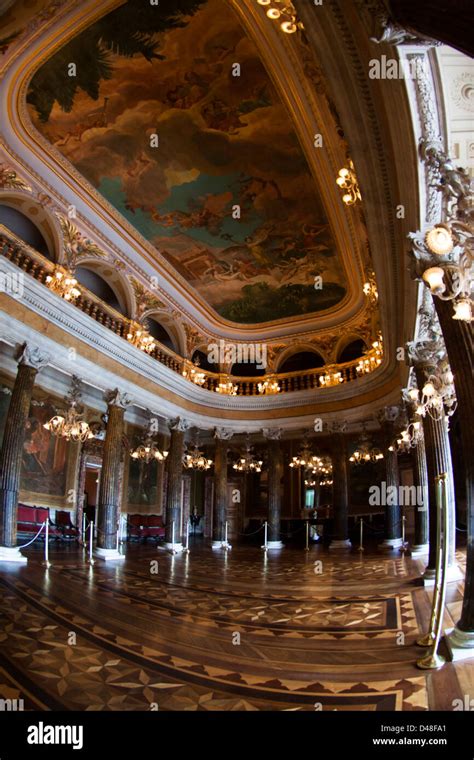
[
  {"left": 310, "top": 455, "right": 333, "bottom": 477},
  {"left": 392, "top": 420, "right": 422, "bottom": 453},
  {"left": 410, "top": 364, "right": 456, "bottom": 422},
  {"left": 289, "top": 440, "right": 314, "bottom": 469},
  {"left": 182, "top": 359, "right": 206, "bottom": 386},
  {"left": 257, "top": 375, "right": 281, "bottom": 395},
  {"left": 130, "top": 418, "right": 168, "bottom": 463},
  {"left": 126, "top": 320, "right": 156, "bottom": 353},
  {"left": 183, "top": 435, "right": 213, "bottom": 470},
  {"left": 356, "top": 336, "right": 384, "bottom": 374},
  {"left": 363, "top": 270, "right": 379, "bottom": 305},
  {"left": 421, "top": 222, "right": 472, "bottom": 323},
  {"left": 217, "top": 375, "right": 238, "bottom": 396},
  {"left": 255, "top": 0, "right": 302, "bottom": 34},
  {"left": 45, "top": 266, "right": 81, "bottom": 303},
  {"left": 233, "top": 436, "right": 263, "bottom": 473},
  {"left": 44, "top": 376, "right": 94, "bottom": 443},
  {"left": 349, "top": 431, "right": 384, "bottom": 464},
  {"left": 336, "top": 159, "right": 361, "bottom": 206},
  {"left": 319, "top": 367, "right": 343, "bottom": 387}
]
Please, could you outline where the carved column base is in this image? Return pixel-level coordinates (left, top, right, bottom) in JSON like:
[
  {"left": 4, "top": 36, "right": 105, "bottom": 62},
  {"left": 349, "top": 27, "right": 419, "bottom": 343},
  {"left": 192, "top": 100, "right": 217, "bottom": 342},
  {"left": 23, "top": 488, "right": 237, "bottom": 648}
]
[
  {"left": 378, "top": 537, "right": 403, "bottom": 549},
  {"left": 160, "top": 542, "right": 184, "bottom": 554},
  {"left": 329, "top": 539, "right": 352, "bottom": 550},
  {"left": 211, "top": 540, "right": 232, "bottom": 550},
  {"left": 445, "top": 627, "right": 474, "bottom": 661},
  {"left": 411, "top": 543, "right": 430, "bottom": 556},
  {"left": 0, "top": 545, "right": 27, "bottom": 563},
  {"left": 422, "top": 564, "right": 464, "bottom": 585},
  {"left": 94, "top": 547, "right": 125, "bottom": 562},
  {"left": 264, "top": 540, "right": 284, "bottom": 550}
]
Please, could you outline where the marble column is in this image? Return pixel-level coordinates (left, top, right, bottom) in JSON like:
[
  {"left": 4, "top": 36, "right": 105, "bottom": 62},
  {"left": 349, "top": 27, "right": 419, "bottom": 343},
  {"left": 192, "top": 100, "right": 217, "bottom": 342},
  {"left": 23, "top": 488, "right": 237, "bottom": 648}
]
[
  {"left": 411, "top": 425, "right": 430, "bottom": 556},
  {"left": 96, "top": 389, "right": 130, "bottom": 561},
  {"left": 263, "top": 428, "right": 284, "bottom": 550},
  {"left": 212, "top": 428, "right": 233, "bottom": 549},
  {"left": 164, "top": 417, "right": 187, "bottom": 551},
  {"left": 413, "top": 366, "right": 459, "bottom": 582},
  {"left": 330, "top": 425, "right": 351, "bottom": 549},
  {"left": 0, "top": 344, "right": 50, "bottom": 563},
  {"left": 378, "top": 408, "right": 403, "bottom": 549}
]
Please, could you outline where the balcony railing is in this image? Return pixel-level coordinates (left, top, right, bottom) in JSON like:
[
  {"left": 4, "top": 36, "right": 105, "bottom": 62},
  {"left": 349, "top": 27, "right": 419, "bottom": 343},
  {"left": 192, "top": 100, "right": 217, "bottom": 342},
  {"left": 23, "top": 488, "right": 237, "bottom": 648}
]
[{"left": 0, "top": 227, "right": 383, "bottom": 396}]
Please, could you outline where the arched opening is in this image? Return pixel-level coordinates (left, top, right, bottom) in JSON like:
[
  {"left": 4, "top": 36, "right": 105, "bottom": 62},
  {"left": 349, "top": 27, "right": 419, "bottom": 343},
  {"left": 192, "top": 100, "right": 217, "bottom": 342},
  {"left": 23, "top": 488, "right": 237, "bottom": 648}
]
[
  {"left": 75, "top": 266, "right": 125, "bottom": 314},
  {"left": 191, "top": 349, "right": 218, "bottom": 373},
  {"left": 337, "top": 339, "right": 367, "bottom": 363},
  {"left": 279, "top": 351, "right": 325, "bottom": 374},
  {"left": 146, "top": 318, "right": 175, "bottom": 352},
  {"left": 230, "top": 362, "right": 266, "bottom": 377},
  {"left": 0, "top": 204, "right": 53, "bottom": 260}
]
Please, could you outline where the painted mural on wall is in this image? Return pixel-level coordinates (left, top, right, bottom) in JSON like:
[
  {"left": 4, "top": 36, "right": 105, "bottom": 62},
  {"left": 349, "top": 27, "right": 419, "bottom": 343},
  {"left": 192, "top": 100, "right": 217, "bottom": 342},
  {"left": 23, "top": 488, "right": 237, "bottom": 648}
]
[
  {"left": 20, "top": 402, "right": 68, "bottom": 496},
  {"left": 127, "top": 458, "right": 159, "bottom": 508},
  {"left": 27, "top": 0, "right": 347, "bottom": 324}
]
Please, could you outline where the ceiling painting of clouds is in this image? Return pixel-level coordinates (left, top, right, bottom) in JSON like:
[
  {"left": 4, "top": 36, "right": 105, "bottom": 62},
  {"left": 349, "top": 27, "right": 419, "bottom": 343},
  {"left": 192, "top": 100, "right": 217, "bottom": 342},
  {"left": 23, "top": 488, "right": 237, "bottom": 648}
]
[{"left": 27, "top": 0, "right": 347, "bottom": 325}]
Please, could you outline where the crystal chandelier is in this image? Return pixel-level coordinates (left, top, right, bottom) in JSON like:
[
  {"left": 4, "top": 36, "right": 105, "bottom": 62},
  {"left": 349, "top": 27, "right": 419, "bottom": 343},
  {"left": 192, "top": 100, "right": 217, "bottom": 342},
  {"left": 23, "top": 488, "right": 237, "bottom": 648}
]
[
  {"left": 319, "top": 368, "right": 343, "bottom": 387},
  {"left": 336, "top": 159, "right": 361, "bottom": 205},
  {"left": 44, "top": 376, "right": 94, "bottom": 443},
  {"left": 410, "top": 364, "right": 457, "bottom": 422},
  {"left": 392, "top": 420, "right": 422, "bottom": 453},
  {"left": 310, "top": 455, "right": 333, "bottom": 477},
  {"left": 349, "top": 430, "right": 384, "bottom": 464},
  {"left": 288, "top": 438, "right": 324, "bottom": 470},
  {"left": 45, "top": 266, "right": 81, "bottom": 303},
  {"left": 130, "top": 418, "right": 168, "bottom": 463},
  {"left": 356, "top": 336, "right": 384, "bottom": 374},
  {"left": 257, "top": 375, "right": 281, "bottom": 395},
  {"left": 126, "top": 320, "right": 156, "bottom": 353},
  {"left": 217, "top": 375, "right": 238, "bottom": 396},
  {"left": 233, "top": 436, "right": 263, "bottom": 473},
  {"left": 255, "top": 0, "right": 302, "bottom": 34},
  {"left": 183, "top": 435, "right": 213, "bottom": 470},
  {"left": 182, "top": 357, "right": 206, "bottom": 386}
]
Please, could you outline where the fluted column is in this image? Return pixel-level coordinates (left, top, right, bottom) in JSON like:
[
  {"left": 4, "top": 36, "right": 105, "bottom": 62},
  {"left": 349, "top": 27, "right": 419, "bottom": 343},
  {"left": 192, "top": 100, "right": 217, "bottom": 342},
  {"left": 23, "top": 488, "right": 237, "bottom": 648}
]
[
  {"left": 263, "top": 428, "right": 284, "bottom": 550},
  {"left": 378, "top": 408, "right": 403, "bottom": 549},
  {"left": 413, "top": 366, "right": 458, "bottom": 581},
  {"left": 164, "top": 417, "right": 187, "bottom": 551},
  {"left": 0, "top": 344, "right": 50, "bottom": 562},
  {"left": 96, "top": 389, "right": 130, "bottom": 561},
  {"left": 212, "top": 428, "right": 233, "bottom": 549},
  {"left": 330, "top": 425, "right": 351, "bottom": 549},
  {"left": 411, "top": 426, "right": 430, "bottom": 555}
]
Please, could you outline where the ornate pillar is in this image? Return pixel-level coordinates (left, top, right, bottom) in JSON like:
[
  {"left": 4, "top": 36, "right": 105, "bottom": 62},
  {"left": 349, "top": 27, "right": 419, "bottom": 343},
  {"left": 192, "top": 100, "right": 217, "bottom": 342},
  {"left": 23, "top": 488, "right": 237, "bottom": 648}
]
[
  {"left": 0, "top": 344, "right": 50, "bottom": 562},
  {"left": 263, "top": 428, "right": 284, "bottom": 550},
  {"left": 96, "top": 389, "right": 130, "bottom": 561},
  {"left": 330, "top": 423, "right": 351, "bottom": 549},
  {"left": 378, "top": 407, "right": 403, "bottom": 549},
  {"left": 212, "top": 428, "right": 233, "bottom": 549},
  {"left": 164, "top": 417, "right": 187, "bottom": 551}
]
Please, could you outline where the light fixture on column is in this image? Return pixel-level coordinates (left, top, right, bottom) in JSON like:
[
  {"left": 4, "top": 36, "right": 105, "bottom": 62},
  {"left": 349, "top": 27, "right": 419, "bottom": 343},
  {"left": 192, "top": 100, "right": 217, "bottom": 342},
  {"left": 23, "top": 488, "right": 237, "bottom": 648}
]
[
  {"left": 336, "top": 159, "right": 361, "bottom": 206},
  {"left": 130, "top": 418, "right": 168, "bottom": 463},
  {"left": 126, "top": 319, "right": 156, "bottom": 353},
  {"left": 182, "top": 357, "right": 206, "bottom": 386},
  {"left": 183, "top": 433, "right": 213, "bottom": 470},
  {"left": 363, "top": 270, "right": 378, "bottom": 305},
  {"left": 394, "top": 420, "right": 422, "bottom": 453},
  {"left": 233, "top": 435, "right": 263, "bottom": 473},
  {"left": 349, "top": 429, "right": 384, "bottom": 464},
  {"left": 216, "top": 375, "right": 238, "bottom": 396},
  {"left": 410, "top": 363, "right": 456, "bottom": 422},
  {"left": 319, "top": 367, "right": 343, "bottom": 387},
  {"left": 257, "top": 375, "right": 281, "bottom": 394},
  {"left": 45, "top": 266, "right": 81, "bottom": 303},
  {"left": 356, "top": 335, "right": 384, "bottom": 374},
  {"left": 44, "top": 376, "right": 94, "bottom": 443},
  {"left": 255, "top": 0, "right": 302, "bottom": 34}
]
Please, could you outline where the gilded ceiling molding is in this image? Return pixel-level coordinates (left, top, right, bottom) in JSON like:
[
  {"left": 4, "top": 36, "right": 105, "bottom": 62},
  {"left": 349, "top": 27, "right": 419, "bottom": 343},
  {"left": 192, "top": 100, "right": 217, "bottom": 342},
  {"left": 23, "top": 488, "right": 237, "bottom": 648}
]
[
  {"left": 57, "top": 215, "right": 109, "bottom": 271},
  {"left": 0, "top": 163, "right": 31, "bottom": 192}
]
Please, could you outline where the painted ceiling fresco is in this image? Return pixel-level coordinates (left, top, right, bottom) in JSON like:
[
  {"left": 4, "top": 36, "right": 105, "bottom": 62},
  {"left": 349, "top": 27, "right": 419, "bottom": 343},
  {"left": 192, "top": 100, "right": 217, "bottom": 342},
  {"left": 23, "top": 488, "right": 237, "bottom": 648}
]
[{"left": 27, "top": 0, "right": 348, "bottom": 324}]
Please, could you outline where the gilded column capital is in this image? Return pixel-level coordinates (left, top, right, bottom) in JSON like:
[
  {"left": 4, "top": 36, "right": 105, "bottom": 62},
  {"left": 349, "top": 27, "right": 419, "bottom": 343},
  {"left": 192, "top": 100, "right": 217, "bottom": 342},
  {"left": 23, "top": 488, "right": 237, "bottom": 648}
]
[
  {"left": 214, "top": 428, "right": 233, "bottom": 441},
  {"left": 262, "top": 428, "right": 282, "bottom": 441},
  {"left": 168, "top": 416, "right": 188, "bottom": 433},
  {"left": 104, "top": 388, "right": 132, "bottom": 408},
  {"left": 16, "top": 343, "right": 50, "bottom": 372}
]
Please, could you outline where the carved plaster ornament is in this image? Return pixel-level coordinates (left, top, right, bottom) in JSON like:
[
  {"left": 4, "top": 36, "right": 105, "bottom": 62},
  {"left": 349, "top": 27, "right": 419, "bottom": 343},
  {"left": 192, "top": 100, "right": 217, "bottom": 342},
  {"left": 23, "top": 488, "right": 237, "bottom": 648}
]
[
  {"left": 262, "top": 428, "right": 282, "bottom": 440},
  {"left": 354, "top": 0, "right": 441, "bottom": 47},
  {"left": 104, "top": 388, "right": 132, "bottom": 408},
  {"left": 329, "top": 420, "right": 348, "bottom": 434},
  {"left": 168, "top": 416, "right": 188, "bottom": 433},
  {"left": 129, "top": 277, "right": 167, "bottom": 320},
  {"left": 16, "top": 343, "right": 50, "bottom": 371},
  {"left": 214, "top": 428, "right": 234, "bottom": 441},
  {"left": 0, "top": 164, "right": 31, "bottom": 192},
  {"left": 57, "top": 215, "right": 108, "bottom": 270}
]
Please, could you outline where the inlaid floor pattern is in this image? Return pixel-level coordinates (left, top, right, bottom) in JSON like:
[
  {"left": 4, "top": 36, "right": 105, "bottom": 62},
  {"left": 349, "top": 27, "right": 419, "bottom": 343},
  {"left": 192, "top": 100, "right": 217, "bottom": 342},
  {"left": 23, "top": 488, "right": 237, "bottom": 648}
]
[{"left": 0, "top": 542, "right": 470, "bottom": 711}]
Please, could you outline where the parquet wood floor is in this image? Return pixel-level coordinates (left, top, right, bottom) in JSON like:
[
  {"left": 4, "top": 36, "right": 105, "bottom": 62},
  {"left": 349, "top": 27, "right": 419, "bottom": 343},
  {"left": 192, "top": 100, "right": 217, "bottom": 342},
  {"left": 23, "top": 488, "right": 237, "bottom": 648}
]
[{"left": 0, "top": 541, "right": 472, "bottom": 711}]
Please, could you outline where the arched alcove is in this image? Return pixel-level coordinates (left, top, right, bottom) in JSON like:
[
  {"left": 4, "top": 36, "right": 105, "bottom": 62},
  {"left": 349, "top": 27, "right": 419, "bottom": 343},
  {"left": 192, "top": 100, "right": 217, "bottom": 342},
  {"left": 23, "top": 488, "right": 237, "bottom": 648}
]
[
  {"left": 278, "top": 351, "right": 325, "bottom": 374},
  {"left": 230, "top": 362, "right": 266, "bottom": 377},
  {"left": 191, "top": 349, "right": 218, "bottom": 373},
  {"left": 0, "top": 203, "right": 54, "bottom": 260},
  {"left": 337, "top": 339, "right": 367, "bottom": 363},
  {"left": 146, "top": 318, "right": 176, "bottom": 352},
  {"left": 75, "top": 266, "right": 125, "bottom": 315}
]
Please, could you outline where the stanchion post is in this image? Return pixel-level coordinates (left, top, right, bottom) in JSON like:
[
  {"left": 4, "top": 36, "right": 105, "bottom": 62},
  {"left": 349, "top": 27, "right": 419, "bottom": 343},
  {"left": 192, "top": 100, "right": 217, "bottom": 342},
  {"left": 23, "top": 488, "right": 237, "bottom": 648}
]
[
  {"left": 171, "top": 520, "right": 177, "bottom": 555},
  {"left": 42, "top": 520, "right": 51, "bottom": 568},
  {"left": 82, "top": 513, "right": 86, "bottom": 546},
  {"left": 417, "top": 474, "right": 448, "bottom": 668},
  {"left": 184, "top": 519, "right": 190, "bottom": 554},
  {"left": 89, "top": 520, "right": 95, "bottom": 565},
  {"left": 400, "top": 514, "right": 408, "bottom": 553},
  {"left": 358, "top": 517, "right": 364, "bottom": 552},
  {"left": 305, "top": 520, "right": 309, "bottom": 552},
  {"left": 262, "top": 521, "right": 268, "bottom": 552}
]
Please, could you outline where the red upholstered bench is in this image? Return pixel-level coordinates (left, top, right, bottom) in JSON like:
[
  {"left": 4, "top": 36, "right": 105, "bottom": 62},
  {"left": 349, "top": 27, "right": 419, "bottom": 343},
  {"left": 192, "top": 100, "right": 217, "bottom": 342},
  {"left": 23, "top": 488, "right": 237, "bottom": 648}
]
[
  {"left": 127, "top": 515, "right": 165, "bottom": 542},
  {"left": 17, "top": 504, "right": 40, "bottom": 534},
  {"left": 54, "top": 510, "right": 79, "bottom": 540}
]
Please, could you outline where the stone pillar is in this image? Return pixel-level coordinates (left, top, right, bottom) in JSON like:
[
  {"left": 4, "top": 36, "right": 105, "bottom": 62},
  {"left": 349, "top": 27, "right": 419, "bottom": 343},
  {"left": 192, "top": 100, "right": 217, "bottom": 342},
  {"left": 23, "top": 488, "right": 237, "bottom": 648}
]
[
  {"left": 212, "top": 428, "right": 233, "bottom": 549},
  {"left": 330, "top": 424, "right": 351, "bottom": 549},
  {"left": 411, "top": 425, "right": 430, "bottom": 556},
  {"left": 263, "top": 428, "right": 284, "bottom": 550},
  {"left": 164, "top": 417, "right": 187, "bottom": 551},
  {"left": 0, "top": 344, "right": 50, "bottom": 563},
  {"left": 413, "top": 365, "right": 459, "bottom": 582},
  {"left": 377, "top": 408, "right": 403, "bottom": 549},
  {"left": 96, "top": 389, "right": 130, "bottom": 561}
]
